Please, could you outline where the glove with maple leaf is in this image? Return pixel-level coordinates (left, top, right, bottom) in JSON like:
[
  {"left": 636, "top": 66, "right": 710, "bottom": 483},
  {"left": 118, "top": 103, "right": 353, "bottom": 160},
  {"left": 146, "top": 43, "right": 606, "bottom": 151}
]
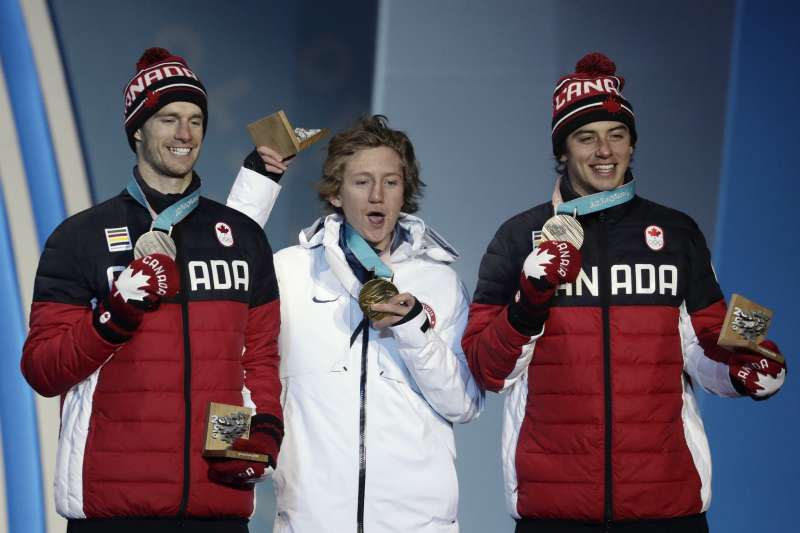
[
  {"left": 508, "top": 240, "right": 582, "bottom": 334},
  {"left": 93, "top": 253, "right": 180, "bottom": 343},
  {"left": 208, "top": 414, "right": 283, "bottom": 486},
  {"left": 728, "top": 340, "right": 787, "bottom": 400}
]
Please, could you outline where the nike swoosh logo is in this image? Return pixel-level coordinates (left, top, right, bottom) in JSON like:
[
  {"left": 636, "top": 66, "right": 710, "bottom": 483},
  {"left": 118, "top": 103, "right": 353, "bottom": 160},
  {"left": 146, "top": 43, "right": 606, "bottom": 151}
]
[{"left": 312, "top": 296, "right": 338, "bottom": 303}]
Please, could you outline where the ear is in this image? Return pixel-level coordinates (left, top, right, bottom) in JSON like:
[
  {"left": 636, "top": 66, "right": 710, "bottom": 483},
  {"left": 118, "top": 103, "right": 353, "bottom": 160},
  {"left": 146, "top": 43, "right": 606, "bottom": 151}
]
[
  {"left": 328, "top": 195, "right": 342, "bottom": 208},
  {"left": 133, "top": 129, "right": 143, "bottom": 142},
  {"left": 559, "top": 154, "right": 567, "bottom": 163}
]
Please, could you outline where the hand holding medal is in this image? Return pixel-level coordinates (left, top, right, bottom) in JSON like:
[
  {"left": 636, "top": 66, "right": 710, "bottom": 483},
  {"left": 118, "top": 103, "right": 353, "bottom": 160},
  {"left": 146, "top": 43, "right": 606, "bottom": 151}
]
[
  {"left": 365, "top": 290, "right": 418, "bottom": 329},
  {"left": 539, "top": 214, "right": 584, "bottom": 249},
  {"left": 358, "top": 278, "right": 400, "bottom": 321}
]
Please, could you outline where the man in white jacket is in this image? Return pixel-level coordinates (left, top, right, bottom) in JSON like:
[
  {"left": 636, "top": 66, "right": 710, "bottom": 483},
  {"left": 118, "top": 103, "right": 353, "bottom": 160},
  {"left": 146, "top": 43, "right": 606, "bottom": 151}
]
[{"left": 227, "top": 115, "right": 483, "bottom": 532}]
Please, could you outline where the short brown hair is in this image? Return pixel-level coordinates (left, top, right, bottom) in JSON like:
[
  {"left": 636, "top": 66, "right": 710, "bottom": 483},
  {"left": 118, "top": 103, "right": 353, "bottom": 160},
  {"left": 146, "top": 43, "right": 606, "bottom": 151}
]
[{"left": 318, "top": 115, "right": 425, "bottom": 213}]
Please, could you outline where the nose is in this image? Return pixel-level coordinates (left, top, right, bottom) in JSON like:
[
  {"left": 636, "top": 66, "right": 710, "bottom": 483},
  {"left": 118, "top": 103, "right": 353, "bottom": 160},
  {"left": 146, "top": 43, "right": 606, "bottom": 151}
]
[
  {"left": 595, "top": 137, "right": 611, "bottom": 157},
  {"left": 369, "top": 182, "right": 384, "bottom": 203},
  {"left": 175, "top": 119, "right": 192, "bottom": 142}
]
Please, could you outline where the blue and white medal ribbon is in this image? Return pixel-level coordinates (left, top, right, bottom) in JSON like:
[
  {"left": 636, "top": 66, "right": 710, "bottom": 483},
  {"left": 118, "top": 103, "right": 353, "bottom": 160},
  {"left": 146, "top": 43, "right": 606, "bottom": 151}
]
[
  {"left": 553, "top": 178, "right": 635, "bottom": 216},
  {"left": 344, "top": 223, "right": 399, "bottom": 320},
  {"left": 344, "top": 222, "right": 393, "bottom": 279},
  {"left": 538, "top": 178, "right": 636, "bottom": 250},
  {"left": 126, "top": 177, "right": 200, "bottom": 259}
]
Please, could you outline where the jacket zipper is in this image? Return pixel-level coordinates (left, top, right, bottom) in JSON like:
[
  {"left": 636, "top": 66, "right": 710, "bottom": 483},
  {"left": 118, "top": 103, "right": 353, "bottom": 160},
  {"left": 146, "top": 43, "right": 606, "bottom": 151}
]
[
  {"left": 177, "top": 231, "right": 193, "bottom": 517},
  {"left": 598, "top": 212, "right": 613, "bottom": 525},
  {"left": 352, "top": 318, "right": 369, "bottom": 533}
]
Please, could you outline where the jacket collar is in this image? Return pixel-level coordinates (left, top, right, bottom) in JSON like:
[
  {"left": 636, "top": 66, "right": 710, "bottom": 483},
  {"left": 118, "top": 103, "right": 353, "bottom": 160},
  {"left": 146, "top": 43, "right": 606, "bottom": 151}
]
[
  {"left": 131, "top": 166, "right": 201, "bottom": 214},
  {"left": 299, "top": 213, "right": 459, "bottom": 261},
  {"left": 298, "top": 213, "right": 460, "bottom": 300},
  {"left": 554, "top": 173, "right": 638, "bottom": 223}
]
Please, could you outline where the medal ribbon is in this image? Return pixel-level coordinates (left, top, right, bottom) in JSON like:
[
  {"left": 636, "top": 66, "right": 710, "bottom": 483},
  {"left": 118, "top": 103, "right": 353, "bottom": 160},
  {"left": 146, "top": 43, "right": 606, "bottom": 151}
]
[
  {"left": 126, "top": 177, "right": 200, "bottom": 231},
  {"left": 344, "top": 223, "right": 393, "bottom": 279},
  {"left": 554, "top": 179, "right": 635, "bottom": 216}
]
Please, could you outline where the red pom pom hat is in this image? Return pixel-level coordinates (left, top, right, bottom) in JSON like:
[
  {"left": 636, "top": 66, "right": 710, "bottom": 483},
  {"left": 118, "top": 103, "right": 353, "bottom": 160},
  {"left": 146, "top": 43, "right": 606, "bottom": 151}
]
[
  {"left": 123, "top": 47, "right": 208, "bottom": 152},
  {"left": 551, "top": 52, "right": 636, "bottom": 156}
]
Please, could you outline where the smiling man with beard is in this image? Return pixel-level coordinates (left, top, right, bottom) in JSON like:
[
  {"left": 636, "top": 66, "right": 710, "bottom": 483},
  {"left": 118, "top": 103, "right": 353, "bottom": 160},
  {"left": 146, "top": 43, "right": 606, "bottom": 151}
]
[
  {"left": 227, "top": 115, "right": 484, "bottom": 532},
  {"left": 462, "top": 52, "right": 787, "bottom": 532}
]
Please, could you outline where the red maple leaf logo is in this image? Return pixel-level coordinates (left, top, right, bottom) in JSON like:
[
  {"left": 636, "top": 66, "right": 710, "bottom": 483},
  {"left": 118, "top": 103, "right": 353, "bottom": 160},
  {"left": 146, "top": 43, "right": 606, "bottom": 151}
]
[
  {"left": 143, "top": 91, "right": 160, "bottom": 109},
  {"left": 217, "top": 224, "right": 229, "bottom": 234},
  {"left": 602, "top": 97, "right": 622, "bottom": 113},
  {"left": 648, "top": 227, "right": 661, "bottom": 237}
]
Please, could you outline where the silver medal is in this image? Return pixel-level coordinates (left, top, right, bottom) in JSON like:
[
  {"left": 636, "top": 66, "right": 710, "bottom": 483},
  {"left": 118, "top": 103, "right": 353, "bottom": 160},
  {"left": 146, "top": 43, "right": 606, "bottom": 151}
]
[
  {"left": 541, "top": 215, "right": 584, "bottom": 249},
  {"left": 134, "top": 230, "right": 177, "bottom": 260}
]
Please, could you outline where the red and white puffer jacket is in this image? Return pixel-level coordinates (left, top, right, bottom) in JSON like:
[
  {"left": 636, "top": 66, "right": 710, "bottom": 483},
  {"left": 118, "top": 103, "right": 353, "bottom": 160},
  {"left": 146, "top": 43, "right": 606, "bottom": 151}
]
[
  {"left": 22, "top": 181, "right": 282, "bottom": 520},
  {"left": 463, "top": 191, "right": 739, "bottom": 524}
]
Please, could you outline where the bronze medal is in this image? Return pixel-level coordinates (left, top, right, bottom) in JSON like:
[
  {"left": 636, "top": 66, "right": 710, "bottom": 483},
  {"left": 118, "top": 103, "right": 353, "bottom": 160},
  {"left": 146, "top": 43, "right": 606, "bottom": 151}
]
[
  {"left": 134, "top": 230, "right": 177, "bottom": 260},
  {"left": 540, "top": 214, "right": 584, "bottom": 249},
  {"left": 358, "top": 278, "right": 400, "bottom": 321}
]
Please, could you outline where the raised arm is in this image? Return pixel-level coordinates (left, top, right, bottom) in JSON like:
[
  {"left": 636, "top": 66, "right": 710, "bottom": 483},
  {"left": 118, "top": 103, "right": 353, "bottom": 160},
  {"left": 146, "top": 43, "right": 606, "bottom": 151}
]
[{"left": 226, "top": 146, "right": 292, "bottom": 226}]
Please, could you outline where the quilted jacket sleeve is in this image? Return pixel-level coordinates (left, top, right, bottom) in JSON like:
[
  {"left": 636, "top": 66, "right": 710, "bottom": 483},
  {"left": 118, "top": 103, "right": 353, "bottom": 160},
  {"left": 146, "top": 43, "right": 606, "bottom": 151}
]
[
  {"left": 462, "top": 220, "right": 544, "bottom": 393},
  {"left": 679, "top": 220, "right": 739, "bottom": 396},
  {"left": 390, "top": 279, "right": 484, "bottom": 423},
  {"left": 242, "top": 227, "right": 284, "bottom": 443},
  {"left": 22, "top": 221, "right": 120, "bottom": 397}
]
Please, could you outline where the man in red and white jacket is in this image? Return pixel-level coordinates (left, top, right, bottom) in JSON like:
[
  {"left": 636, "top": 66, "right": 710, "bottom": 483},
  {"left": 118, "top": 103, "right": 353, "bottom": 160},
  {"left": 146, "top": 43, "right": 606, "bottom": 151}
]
[
  {"left": 462, "top": 52, "right": 787, "bottom": 533},
  {"left": 21, "top": 48, "right": 282, "bottom": 533}
]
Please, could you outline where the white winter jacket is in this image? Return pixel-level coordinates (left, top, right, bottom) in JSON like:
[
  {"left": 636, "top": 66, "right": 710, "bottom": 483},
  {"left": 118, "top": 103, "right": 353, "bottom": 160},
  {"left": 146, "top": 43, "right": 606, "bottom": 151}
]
[{"left": 228, "top": 168, "right": 484, "bottom": 533}]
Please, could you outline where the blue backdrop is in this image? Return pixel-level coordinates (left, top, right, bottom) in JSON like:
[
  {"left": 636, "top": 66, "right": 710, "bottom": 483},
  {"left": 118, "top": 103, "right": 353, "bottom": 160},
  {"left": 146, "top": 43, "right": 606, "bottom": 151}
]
[{"left": 704, "top": 1, "right": 800, "bottom": 531}]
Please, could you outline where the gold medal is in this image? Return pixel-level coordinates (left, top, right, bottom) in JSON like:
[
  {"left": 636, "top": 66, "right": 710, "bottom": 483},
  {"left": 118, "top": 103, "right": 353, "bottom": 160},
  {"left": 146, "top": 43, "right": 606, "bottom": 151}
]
[
  {"left": 134, "top": 230, "right": 177, "bottom": 260},
  {"left": 358, "top": 278, "right": 400, "bottom": 321},
  {"left": 540, "top": 215, "right": 584, "bottom": 249}
]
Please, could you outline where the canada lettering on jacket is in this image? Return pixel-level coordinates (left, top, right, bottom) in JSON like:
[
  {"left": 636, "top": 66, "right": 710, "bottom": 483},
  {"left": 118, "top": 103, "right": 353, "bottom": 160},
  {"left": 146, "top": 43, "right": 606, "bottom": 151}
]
[
  {"left": 188, "top": 260, "right": 249, "bottom": 292},
  {"left": 556, "top": 264, "right": 678, "bottom": 297}
]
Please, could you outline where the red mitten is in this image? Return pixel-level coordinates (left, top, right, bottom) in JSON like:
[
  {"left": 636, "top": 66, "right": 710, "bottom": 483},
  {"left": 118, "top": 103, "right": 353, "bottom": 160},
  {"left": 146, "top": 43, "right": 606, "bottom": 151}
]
[
  {"left": 729, "top": 340, "right": 787, "bottom": 400},
  {"left": 94, "top": 253, "right": 180, "bottom": 343},
  {"left": 521, "top": 240, "right": 582, "bottom": 301},
  {"left": 208, "top": 414, "right": 282, "bottom": 486},
  {"left": 508, "top": 241, "right": 582, "bottom": 334}
]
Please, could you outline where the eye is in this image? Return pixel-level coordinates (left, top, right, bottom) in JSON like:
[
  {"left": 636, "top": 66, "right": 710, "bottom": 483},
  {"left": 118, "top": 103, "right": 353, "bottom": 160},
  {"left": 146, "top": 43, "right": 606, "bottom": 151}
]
[
  {"left": 578, "top": 135, "right": 594, "bottom": 144},
  {"left": 190, "top": 119, "right": 203, "bottom": 127},
  {"left": 385, "top": 178, "right": 400, "bottom": 187}
]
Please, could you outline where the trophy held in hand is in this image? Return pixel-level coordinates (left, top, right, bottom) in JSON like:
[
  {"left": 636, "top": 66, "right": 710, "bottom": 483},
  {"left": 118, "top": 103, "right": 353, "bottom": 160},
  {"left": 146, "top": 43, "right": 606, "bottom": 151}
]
[
  {"left": 247, "top": 109, "right": 329, "bottom": 160},
  {"left": 718, "top": 294, "right": 783, "bottom": 364},
  {"left": 203, "top": 402, "right": 270, "bottom": 464}
]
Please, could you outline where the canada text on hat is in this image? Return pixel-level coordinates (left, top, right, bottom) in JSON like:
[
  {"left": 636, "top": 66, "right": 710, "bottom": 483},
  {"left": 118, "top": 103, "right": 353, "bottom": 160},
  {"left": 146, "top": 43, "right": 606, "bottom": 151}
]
[
  {"left": 124, "top": 61, "right": 201, "bottom": 115},
  {"left": 550, "top": 52, "right": 636, "bottom": 156},
  {"left": 553, "top": 76, "right": 624, "bottom": 115},
  {"left": 123, "top": 47, "right": 208, "bottom": 151}
]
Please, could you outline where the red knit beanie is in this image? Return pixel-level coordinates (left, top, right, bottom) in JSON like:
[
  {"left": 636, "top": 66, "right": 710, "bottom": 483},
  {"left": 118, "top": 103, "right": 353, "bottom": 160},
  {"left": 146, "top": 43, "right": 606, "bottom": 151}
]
[
  {"left": 551, "top": 52, "right": 636, "bottom": 156},
  {"left": 123, "top": 47, "right": 208, "bottom": 152}
]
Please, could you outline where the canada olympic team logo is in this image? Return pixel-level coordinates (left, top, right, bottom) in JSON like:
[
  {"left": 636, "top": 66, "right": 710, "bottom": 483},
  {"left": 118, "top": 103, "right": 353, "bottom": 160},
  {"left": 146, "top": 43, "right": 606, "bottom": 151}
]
[
  {"left": 215, "top": 222, "right": 234, "bottom": 247},
  {"left": 645, "top": 225, "right": 664, "bottom": 251}
]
